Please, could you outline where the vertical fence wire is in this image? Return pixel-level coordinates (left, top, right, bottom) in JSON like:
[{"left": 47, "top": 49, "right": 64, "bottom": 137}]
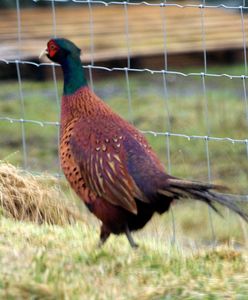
[
  {"left": 162, "top": 72, "right": 171, "bottom": 132},
  {"left": 205, "top": 137, "right": 216, "bottom": 244},
  {"left": 160, "top": 2, "right": 176, "bottom": 246},
  {"left": 87, "top": 0, "right": 95, "bottom": 91},
  {"left": 15, "top": 62, "right": 27, "bottom": 169},
  {"left": 124, "top": 1, "right": 131, "bottom": 69},
  {"left": 124, "top": 3, "right": 134, "bottom": 124},
  {"left": 240, "top": 6, "right": 247, "bottom": 75},
  {"left": 160, "top": 2, "right": 168, "bottom": 73},
  {"left": 201, "top": 74, "right": 210, "bottom": 135},
  {"left": 200, "top": 4, "right": 210, "bottom": 135},
  {"left": 50, "top": 0, "right": 62, "bottom": 175},
  {"left": 241, "top": 2, "right": 248, "bottom": 245},
  {"left": 51, "top": 0, "right": 57, "bottom": 38},
  {"left": 200, "top": 4, "right": 207, "bottom": 74},
  {"left": 245, "top": 150, "right": 248, "bottom": 246},
  {"left": 51, "top": 0, "right": 58, "bottom": 105},
  {"left": 242, "top": 76, "right": 248, "bottom": 127},
  {"left": 241, "top": 139, "right": 248, "bottom": 245},
  {"left": 200, "top": 5, "right": 216, "bottom": 243},
  {"left": 160, "top": 4, "right": 171, "bottom": 132},
  {"left": 240, "top": 4, "right": 248, "bottom": 128},
  {"left": 202, "top": 73, "right": 216, "bottom": 243},
  {"left": 166, "top": 133, "right": 177, "bottom": 246},
  {"left": 15, "top": 0, "right": 21, "bottom": 56},
  {"left": 15, "top": 0, "right": 27, "bottom": 169},
  {"left": 125, "top": 68, "right": 134, "bottom": 125},
  {"left": 247, "top": 139, "right": 248, "bottom": 159}
]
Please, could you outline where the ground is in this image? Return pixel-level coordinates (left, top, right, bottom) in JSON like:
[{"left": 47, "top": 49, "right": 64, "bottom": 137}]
[{"left": 0, "top": 213, "right": 248, "bottom": 299}]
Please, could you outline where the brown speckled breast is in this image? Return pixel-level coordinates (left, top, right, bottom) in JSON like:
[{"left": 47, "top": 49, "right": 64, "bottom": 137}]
[{"left": 60, "top": 118, "right": 96, "bottom": 207}]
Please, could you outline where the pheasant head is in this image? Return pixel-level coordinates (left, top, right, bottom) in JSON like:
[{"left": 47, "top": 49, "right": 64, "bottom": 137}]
[{"left": 46, "top": 38, "right": 87, "bottom": 95}]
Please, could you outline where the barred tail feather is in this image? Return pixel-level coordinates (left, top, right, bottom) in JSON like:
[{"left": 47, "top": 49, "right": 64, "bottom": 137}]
[
  {"left": 190, "top": 190, "right": 248, "bottom": 222},
  {"left": 158, "top": 178, "right": 248, "bottom": 223}
]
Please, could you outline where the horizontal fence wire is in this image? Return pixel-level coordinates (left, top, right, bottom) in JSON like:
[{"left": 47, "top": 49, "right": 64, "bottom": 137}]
[
  {"left": 0, "top": 115, "right": 247, "bottom": 144},
  {"left": 32, "top": 0, "right": 248, "bottom": 10},
  {"left": 2, "top": 59, "right": 248, "bottom": 79}
]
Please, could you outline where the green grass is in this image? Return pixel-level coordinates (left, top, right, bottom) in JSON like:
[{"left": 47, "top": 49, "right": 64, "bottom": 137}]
[{"left": 0, "top": 214, "right": 248, "bottom": 300}]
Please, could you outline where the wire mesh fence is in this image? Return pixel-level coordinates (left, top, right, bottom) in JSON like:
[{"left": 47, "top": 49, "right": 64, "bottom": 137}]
[{"left": 0, "top": 0, "right": 248, "bottom": 244}]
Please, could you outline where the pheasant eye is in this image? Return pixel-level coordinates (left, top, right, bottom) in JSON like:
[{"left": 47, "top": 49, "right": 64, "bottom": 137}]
[{"left": 48, "top": 43, "right": 58, "bottom": 58}]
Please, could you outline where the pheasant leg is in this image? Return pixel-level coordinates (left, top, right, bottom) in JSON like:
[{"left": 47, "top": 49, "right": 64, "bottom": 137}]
[{"left": 125, "top": 225, "right": 138, "bottom": 248}]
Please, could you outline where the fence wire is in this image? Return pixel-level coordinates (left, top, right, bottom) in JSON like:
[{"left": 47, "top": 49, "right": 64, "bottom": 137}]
[{"left": 33, "top": 0, "right": 248, "bottom": 10}]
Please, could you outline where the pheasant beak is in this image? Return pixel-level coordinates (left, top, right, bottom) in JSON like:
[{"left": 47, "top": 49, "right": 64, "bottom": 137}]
[{"left": 39, "top": 48, "right": 48, "bottom": 60}]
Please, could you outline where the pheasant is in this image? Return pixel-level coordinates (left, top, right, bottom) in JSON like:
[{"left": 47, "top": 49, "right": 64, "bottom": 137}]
[{"left": 44, "top": 38, "right": 248, "bottom": 247}]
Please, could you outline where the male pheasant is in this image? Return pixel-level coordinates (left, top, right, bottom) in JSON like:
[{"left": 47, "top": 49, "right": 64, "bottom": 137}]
[{"left": 44, "top": 38, "right": 248, "bottom": 247}]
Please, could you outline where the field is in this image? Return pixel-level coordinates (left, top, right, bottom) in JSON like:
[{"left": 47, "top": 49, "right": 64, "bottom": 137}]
[
  {"left": 1, "top": 215, "right": 248, "bottom": 300},
  {"left": 0, "top": 64, "right": 248, "bottom": 299}
]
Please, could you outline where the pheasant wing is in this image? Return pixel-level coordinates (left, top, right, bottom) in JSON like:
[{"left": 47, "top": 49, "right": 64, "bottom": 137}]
[{"left": 70, "top": 117, "right": 146, "bottom": 214}]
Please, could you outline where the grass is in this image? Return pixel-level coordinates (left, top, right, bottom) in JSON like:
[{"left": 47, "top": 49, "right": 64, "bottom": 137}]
[
  {"left": 0, "top": 216, "right": 248, "bottom": 299},
  {"left": 0, "top": 162, "right": 248, "bottom": 299},
  {"left": 0, "top": 64, "right": 248, "bottom": 298}
]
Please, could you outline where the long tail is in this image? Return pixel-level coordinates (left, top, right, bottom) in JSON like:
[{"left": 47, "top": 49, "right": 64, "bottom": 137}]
[{"left": 158, "top": 178, "right": 248, "bottom": 222}]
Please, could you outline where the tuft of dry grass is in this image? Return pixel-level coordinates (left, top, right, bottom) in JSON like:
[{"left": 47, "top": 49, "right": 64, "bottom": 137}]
[{"left": 0, "top": 161, "right": 83, "bottom": 225}]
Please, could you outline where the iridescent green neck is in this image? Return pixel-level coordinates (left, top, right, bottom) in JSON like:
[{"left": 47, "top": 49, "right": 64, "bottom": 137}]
[{"left": 61, "top": 55, "right": 87, "bottom": 95}]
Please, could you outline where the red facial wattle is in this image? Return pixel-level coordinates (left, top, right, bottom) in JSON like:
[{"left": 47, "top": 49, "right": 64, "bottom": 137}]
[{"left": 47, "top": 40, "right": 59, "bottom": 58}]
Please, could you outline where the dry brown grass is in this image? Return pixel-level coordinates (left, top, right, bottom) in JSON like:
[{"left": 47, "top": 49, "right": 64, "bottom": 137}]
[{"left": 0, "top": 161, "right": 83, "bottom": 225}]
